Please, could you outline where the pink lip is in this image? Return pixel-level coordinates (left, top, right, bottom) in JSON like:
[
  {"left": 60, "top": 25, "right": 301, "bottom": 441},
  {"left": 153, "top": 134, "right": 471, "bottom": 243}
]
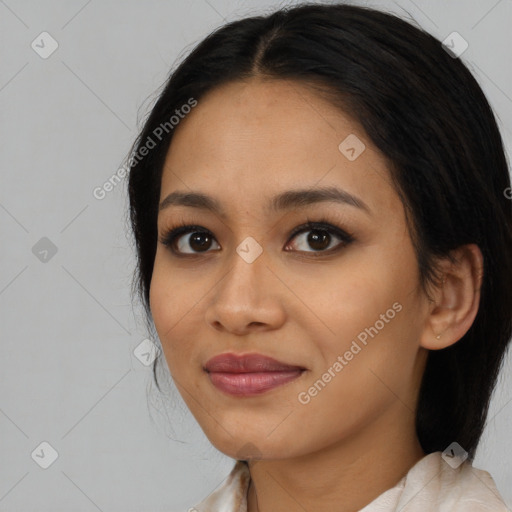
[{"left": 204, "top": 353, "right": 306, "bottom": 396}]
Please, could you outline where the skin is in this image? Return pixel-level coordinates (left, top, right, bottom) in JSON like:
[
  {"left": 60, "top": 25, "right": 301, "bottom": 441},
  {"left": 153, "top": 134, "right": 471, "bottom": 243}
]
[{"left": 149, "top": 77, "right": 483, "bottom": 512}]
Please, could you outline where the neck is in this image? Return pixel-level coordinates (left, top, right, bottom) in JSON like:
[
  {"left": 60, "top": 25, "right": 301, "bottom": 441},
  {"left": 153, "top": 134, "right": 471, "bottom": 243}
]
[{"left": 246, "top": 403, "right": 426, "bottom": 512}]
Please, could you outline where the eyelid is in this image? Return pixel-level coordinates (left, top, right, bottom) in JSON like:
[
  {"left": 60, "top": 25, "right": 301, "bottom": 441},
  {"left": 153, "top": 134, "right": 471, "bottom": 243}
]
[
  {"left": 287, "top": 219, "right": 353, "bottom": 243},
  {"left": 283, "top": 219, "right": 354, "bottom": 255},
  {"left": 158, "top": 224, "right": 218, "bottom": 253}
]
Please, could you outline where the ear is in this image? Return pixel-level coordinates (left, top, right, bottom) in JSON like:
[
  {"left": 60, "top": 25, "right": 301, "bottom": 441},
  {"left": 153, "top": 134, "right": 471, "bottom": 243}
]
[{"left": 420, "top": 244, "right": 483, "bottom": 350}]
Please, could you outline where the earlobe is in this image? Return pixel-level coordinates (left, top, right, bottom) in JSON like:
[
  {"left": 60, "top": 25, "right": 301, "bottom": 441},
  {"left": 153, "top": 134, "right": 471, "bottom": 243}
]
[{"left": 420, "top": 244, "right": 483, "bottom": 351}]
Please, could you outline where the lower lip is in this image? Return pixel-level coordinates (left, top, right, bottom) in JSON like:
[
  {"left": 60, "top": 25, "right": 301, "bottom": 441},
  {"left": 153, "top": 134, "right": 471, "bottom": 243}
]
[{"left": 206, "top": 370, "right": 304, "bottom": 396}]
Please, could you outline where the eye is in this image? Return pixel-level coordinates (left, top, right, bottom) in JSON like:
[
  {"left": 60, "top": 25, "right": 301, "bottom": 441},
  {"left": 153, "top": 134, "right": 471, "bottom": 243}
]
[
  {"left": 158, "top": 218, "right": 354, "bottom": 257},
  {"left": 159, "top": 224, "right": 220, "bottom": 255},
  {"left": 284, "top": 220, "right": 353, "bottom": 254}
]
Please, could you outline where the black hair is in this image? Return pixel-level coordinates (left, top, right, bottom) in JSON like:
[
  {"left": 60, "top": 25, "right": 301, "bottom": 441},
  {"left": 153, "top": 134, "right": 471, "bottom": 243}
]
[{"left": 126, "top": 2, "right": 512, "bottom": 460}]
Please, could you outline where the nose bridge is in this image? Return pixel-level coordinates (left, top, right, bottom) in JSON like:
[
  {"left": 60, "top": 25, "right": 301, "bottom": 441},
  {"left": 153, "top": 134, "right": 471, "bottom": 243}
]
[{"left": 222, "top": 234, "right": 267, "bottom": 296}]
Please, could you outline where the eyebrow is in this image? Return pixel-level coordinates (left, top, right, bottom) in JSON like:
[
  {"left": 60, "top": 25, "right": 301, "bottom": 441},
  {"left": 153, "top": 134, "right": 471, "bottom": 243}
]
[{"left": 158, "top": 186, "right": 371, "bottom": 217}]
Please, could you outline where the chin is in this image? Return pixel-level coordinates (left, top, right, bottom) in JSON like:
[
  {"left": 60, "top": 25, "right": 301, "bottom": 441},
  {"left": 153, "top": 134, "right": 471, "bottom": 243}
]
[{"left": 208, "top": 432, "right": 298, "bottom": 462}]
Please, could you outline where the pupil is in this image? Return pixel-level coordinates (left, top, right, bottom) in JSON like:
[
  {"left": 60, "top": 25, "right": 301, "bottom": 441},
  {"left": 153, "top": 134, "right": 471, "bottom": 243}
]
[
  {"left": 190, "top": 232, "right": 211, "bottom": 251},
  {"left": 309, "top": 230, "right": 330, "bottom": 250}
]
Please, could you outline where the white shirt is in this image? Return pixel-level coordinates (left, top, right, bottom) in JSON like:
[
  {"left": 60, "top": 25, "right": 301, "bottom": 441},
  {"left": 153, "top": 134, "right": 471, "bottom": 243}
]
[{"left": 190, "top": 451, "right": 509, "bottom": 511}]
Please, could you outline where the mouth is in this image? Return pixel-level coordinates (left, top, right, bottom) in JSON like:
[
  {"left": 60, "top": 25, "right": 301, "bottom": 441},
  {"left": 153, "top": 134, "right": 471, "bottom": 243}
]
[{"left": 204, "top": 352, "right": 307, "bottom": 397}]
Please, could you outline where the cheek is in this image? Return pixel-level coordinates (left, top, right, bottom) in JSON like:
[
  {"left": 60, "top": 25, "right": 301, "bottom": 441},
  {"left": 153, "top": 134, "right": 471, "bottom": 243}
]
[
  {"left": 304, "top": 258, "right": 401, "bottom": 337},
  {"left": 295, "top": 305, "right": 422, "bottom": 440},
  {"left": 149, "top": 262, "right": 171, "bottom": 336},
  {"left": 149, "top": 259, "right": 192, "bottom": 372},
  {"left": 307, "top": 246, "right": 422, "bottom": 382},
  {"left": 149, "top": 252, "right": 196, "bottom": 329}
]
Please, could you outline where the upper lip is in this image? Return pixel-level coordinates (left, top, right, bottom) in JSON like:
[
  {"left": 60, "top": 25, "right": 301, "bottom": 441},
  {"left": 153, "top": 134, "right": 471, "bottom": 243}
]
[{"left": 204, "top": 353, "right": 306, "bottom": 373}]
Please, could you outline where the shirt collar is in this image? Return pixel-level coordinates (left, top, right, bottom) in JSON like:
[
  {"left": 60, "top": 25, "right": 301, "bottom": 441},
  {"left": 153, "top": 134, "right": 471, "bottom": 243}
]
[{"left": 192, "top": 452, "right": 508, "bottom": 511}]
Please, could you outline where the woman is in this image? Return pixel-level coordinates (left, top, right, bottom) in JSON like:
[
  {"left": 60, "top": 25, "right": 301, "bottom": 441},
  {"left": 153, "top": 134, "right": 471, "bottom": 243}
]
[{"left": 126, "top": 2, "right": 512, "bottom": 510}]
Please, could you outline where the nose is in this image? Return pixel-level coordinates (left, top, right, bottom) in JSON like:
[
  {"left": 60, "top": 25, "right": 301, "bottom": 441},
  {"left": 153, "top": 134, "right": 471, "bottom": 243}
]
[{"left": 204, "top": 246, "right": 286, "bottom": 335}]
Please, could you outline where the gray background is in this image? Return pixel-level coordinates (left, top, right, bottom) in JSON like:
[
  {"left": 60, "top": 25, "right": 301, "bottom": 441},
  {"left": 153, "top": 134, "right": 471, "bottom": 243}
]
[{"left": 1, "top": 0, "right": 511, "bottom": 510}]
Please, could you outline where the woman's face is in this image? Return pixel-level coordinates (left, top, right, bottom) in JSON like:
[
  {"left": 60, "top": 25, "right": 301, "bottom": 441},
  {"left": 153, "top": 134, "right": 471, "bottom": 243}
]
[{"left": 150, "top": 78, "right": 430, "bottom": 461}]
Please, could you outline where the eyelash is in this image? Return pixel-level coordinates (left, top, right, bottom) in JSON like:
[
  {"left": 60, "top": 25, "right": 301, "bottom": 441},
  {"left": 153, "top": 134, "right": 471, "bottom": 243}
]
[{"left": 158, "top": 216, "right": 355, "bottom": 257}]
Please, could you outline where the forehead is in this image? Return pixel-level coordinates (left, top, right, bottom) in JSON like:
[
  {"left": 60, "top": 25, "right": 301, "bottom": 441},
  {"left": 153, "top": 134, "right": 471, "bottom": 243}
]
[{"left": 159, "top": 78, "right": 397, "bottom": 217}]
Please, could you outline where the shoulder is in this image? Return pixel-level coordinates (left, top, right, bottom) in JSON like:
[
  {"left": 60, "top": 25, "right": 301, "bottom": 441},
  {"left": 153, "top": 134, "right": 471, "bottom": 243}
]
[{"left": 395, "top": 451, "right": 509, "bottom": 511}]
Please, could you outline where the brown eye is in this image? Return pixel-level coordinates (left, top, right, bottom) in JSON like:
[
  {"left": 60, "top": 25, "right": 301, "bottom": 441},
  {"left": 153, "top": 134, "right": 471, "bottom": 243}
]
[
  {"left": 160, "top": 226, "right": 220, "bottom": 254},
  {"left": 285, "top": 222, "right": 353, "bottom": 254},
  {"left": 177, "top": 231, "right": 218, "bottom": 253}
]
